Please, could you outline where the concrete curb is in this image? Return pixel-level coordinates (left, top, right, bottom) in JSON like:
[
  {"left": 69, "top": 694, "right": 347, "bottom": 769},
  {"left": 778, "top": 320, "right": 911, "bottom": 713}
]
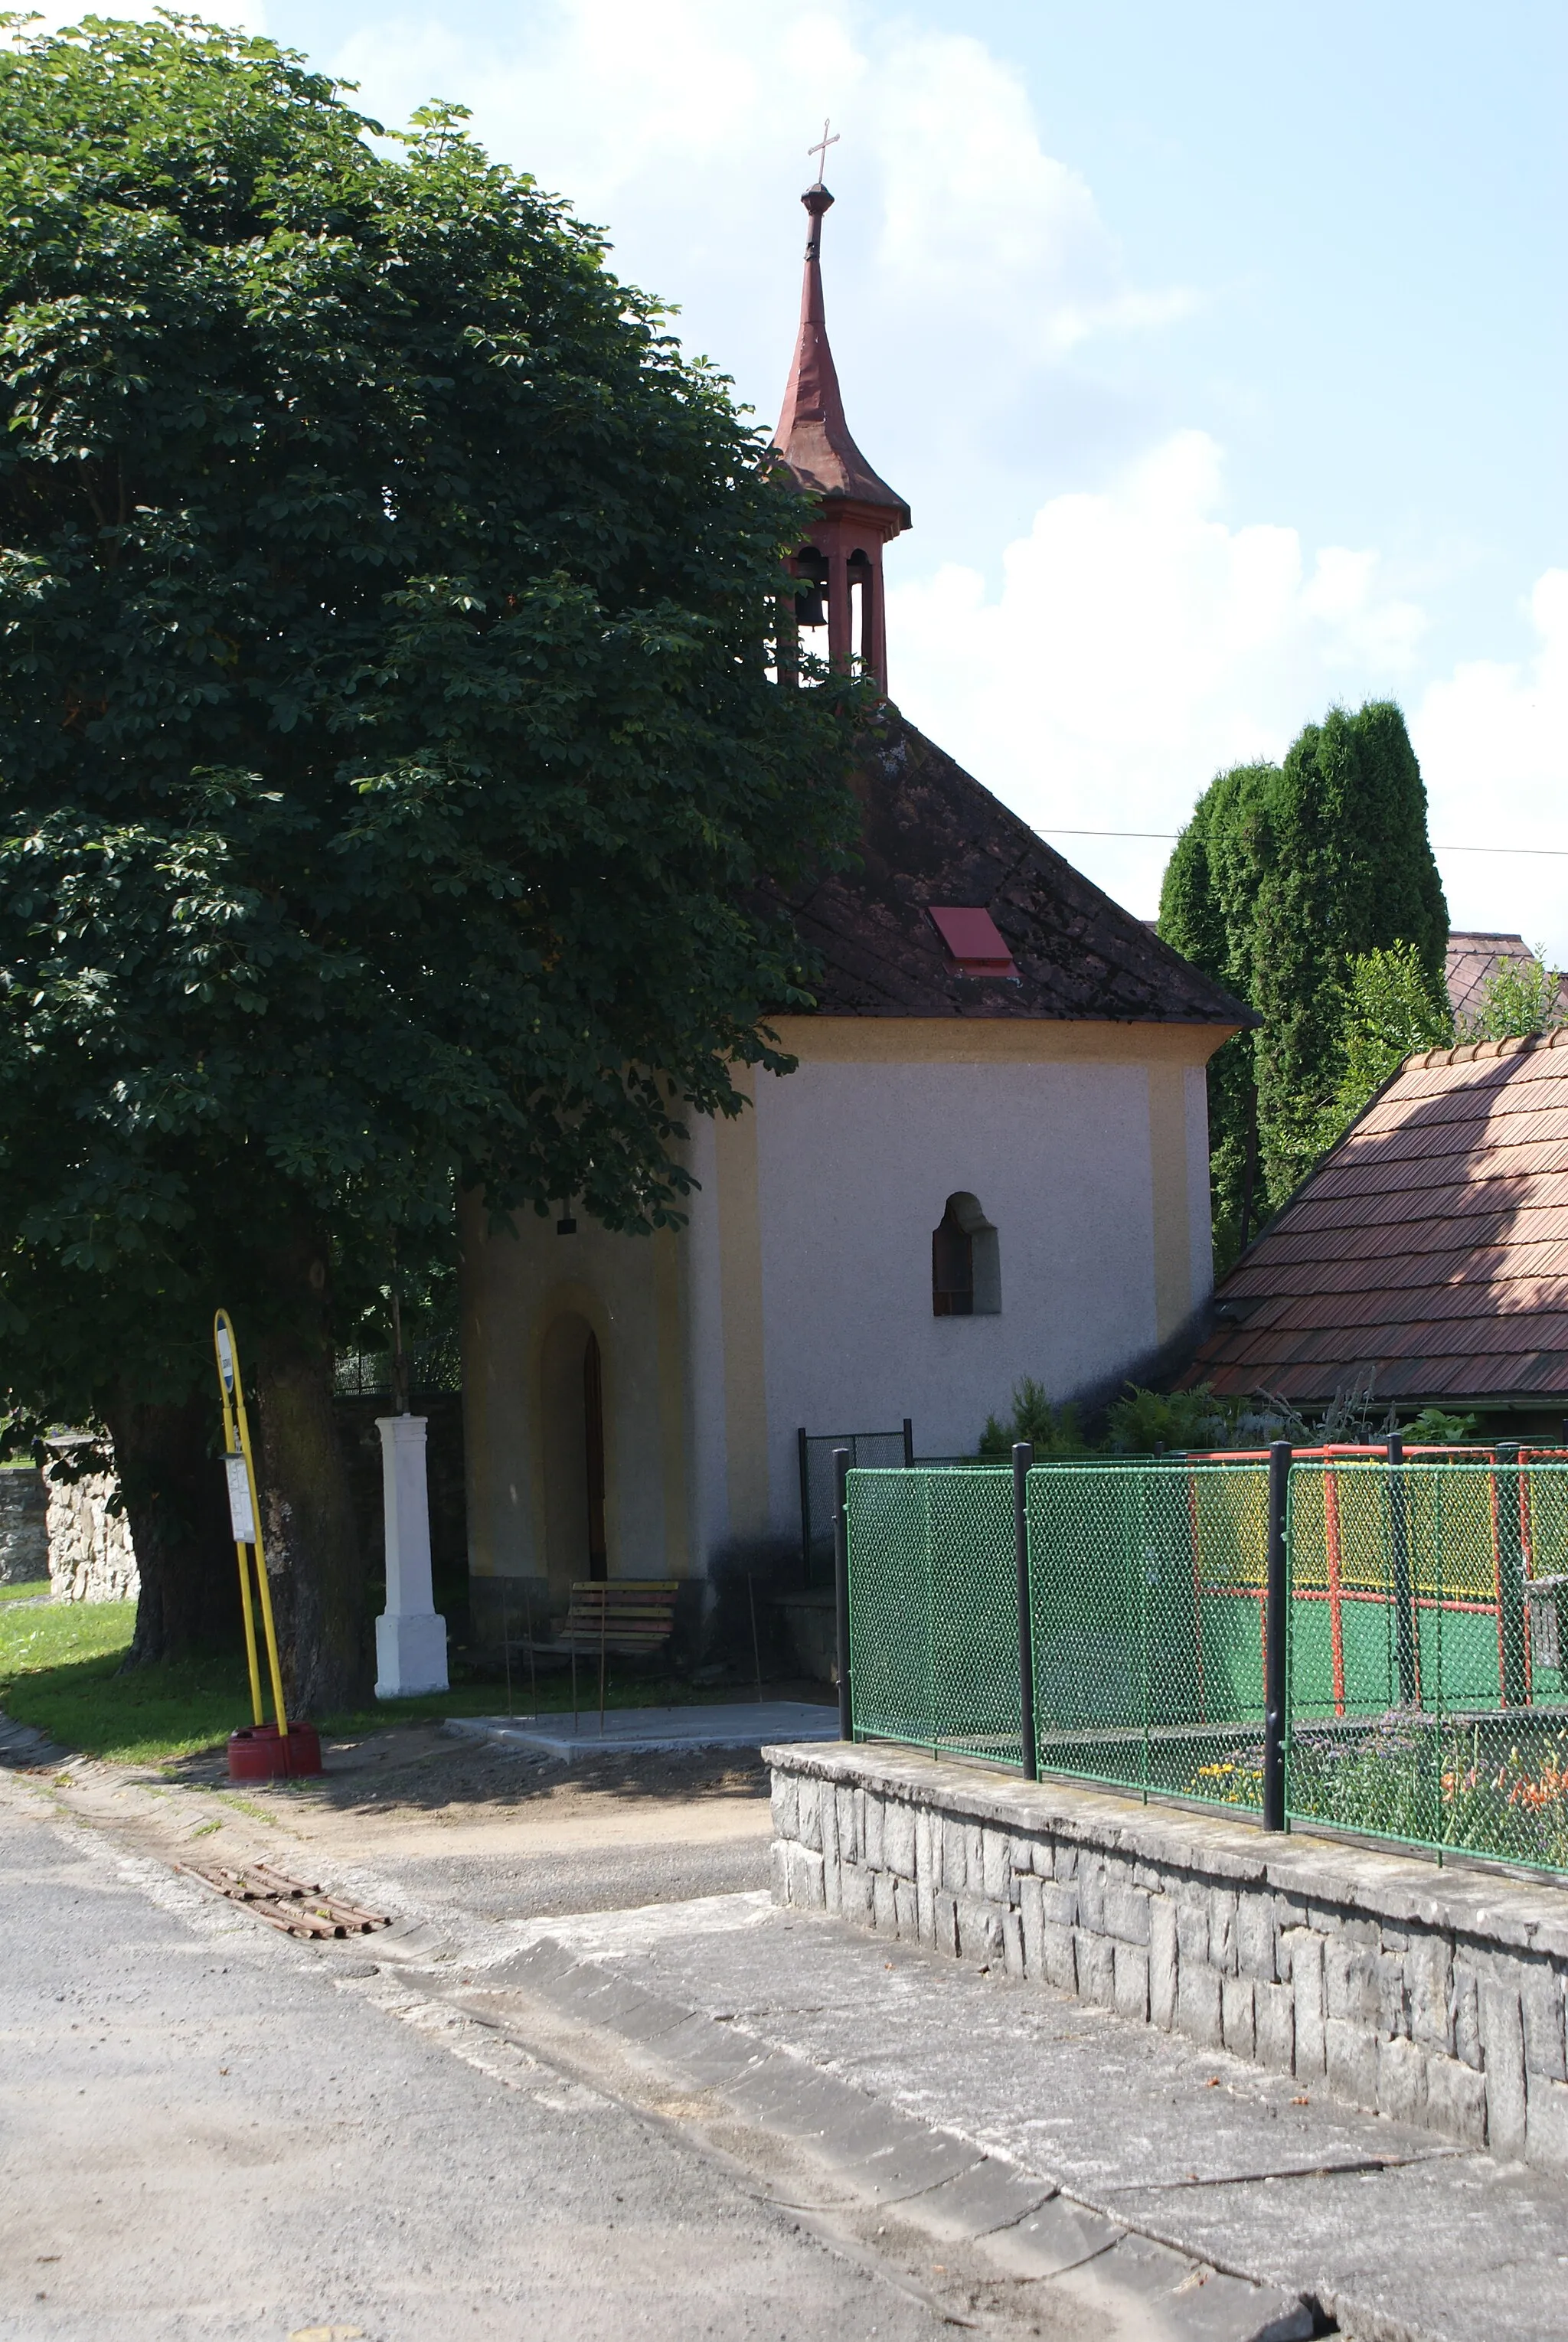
[{"left": 448, "top": 1936, "right": 1314, "bottom": 2342}]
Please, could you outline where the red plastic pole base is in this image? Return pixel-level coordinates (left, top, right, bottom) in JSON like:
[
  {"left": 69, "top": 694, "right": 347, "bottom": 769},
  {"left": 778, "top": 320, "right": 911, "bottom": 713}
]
[{"left": 227, "top": 1721, "right": 324, "bottom": 1781}]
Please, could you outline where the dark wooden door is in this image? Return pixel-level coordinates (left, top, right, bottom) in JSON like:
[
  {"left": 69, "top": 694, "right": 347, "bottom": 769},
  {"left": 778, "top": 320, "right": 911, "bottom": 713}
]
[{"left": 583, "top": 1331, "right": 607, "bottom": 1579}]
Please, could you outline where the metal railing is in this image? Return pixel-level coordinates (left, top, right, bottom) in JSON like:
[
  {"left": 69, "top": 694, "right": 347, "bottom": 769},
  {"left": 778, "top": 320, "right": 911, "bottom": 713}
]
[
  {"left": 835, "top": 1442, "right": 1568, "bottom": 1880},
  {"left": 333, "top": 1337, "right": 462, "bottom": 1398},
  {"left": 798, "top": 1423, "right": 913, "bottom": 1587}
]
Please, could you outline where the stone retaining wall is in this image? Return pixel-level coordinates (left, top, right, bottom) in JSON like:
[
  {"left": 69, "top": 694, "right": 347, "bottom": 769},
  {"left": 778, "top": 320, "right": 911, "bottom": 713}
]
[
  {"left": 0, "top": 1468, "right": 47, "bottom": 1584},
  {"left": 44, "top": 1440, "right": 139, "bottom": 1604},
  {"left": 766, "top": 1741, "right": 1568, "bottom": 2177}
]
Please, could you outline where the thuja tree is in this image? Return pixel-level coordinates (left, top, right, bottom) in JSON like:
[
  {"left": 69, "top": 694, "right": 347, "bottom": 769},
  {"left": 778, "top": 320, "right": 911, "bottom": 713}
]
[
  {"left": 1160, "top": 704, "right": 1448, "bottom": 1264},
  {"left": 1155, "top": 760, "right": 1274, "bottom": 1269},
  {"left": 0, "top": 18, "right": 861, "bottom": 1707}
]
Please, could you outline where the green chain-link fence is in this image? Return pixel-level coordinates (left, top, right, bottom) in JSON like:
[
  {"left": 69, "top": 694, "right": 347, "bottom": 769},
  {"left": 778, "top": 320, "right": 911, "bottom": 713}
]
[
  {"left": 1027, "top": 1460, "right": 1270, "bottom": 1810},
  {"left": 1286, "top": 1461, "right": 1568, "bottom": 1872},
  {"left": 844, "top": 1466, "right": 1022, "bottom": 1764},
  {"left": 842, "top": 1453, "right": 1568, "bottom": 1877}
]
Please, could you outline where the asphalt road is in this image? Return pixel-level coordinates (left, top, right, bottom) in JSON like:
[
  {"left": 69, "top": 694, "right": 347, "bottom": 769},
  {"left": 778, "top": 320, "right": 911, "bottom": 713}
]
[{"left": 0, "top": 1789, "right": 963, "bottom": 2342}]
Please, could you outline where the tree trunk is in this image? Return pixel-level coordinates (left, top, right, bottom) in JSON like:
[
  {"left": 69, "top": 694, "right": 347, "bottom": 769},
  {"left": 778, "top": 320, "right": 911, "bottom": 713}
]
[
  {"left": 108, "top": 1388, "right": 237, "bottom": 1667},
  {"left": 250, "top": 1233, "right": 369, "bottom": 1717}
]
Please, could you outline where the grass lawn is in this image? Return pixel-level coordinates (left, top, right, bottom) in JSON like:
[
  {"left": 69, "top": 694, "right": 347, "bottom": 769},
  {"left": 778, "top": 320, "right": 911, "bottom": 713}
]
[
  {"left": 0, "top": 1597, "right": 735, "bottom": 1765},
  {"left": 0, "top": 1599, "right": 249, "bottom": 1762},
  {"left": 0, "top": 1579, "right": 49, "bottom": 1603}
]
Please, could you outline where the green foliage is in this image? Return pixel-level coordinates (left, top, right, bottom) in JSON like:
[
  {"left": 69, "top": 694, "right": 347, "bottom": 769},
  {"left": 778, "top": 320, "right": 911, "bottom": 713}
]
[
  {"left": 1256, "top": 704, "right": 1449, "bottom": 1197},
  {"left": 1103, "top": 1382, "right": 1233, "bottom": 1455},
  {"left": 1289, "top": 1717, "right": 1568, "bottom": 1874},
  {"left": 1313, "top": 941, "right": 1454, "bottom": 1155},
  {"left": 1404, "top": 1406, "right": 1481, "bottom": 1445},
  {"left": 1160, "top": 704, "right": 1448, "bottom": 1261},
  {"left": 978, "top": 1377, "right": 1240, "bottom": 1458},
  {"left": 978, "top": 1377, "right": 1089, "bottom": 1458},
  {"left": 0, "top": 15, "right": 864, "bottom": 1434},
  {"left": 978, "top": 1379, "right": 1490, "bottom": 1462},
  {"left": 1462, "top": 949, "right": 1567, "bottom": 1044}
]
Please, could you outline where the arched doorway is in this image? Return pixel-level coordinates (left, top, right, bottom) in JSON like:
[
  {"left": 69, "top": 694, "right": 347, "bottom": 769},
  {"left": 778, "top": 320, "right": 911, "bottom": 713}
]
[
  {"left": 540, "top": 1313, "right": 609, "bottom": 1586},
  {"left": 582, "top": 1331, "right": 606, "bottom": 1580}
]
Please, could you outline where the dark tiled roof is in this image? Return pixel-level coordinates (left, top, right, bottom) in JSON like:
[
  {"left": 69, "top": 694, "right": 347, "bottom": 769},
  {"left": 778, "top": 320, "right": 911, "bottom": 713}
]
[
  {"left": 1187, "top": 1026, "right": 1568, "bottom": 1405},
  {"left": 1446, "top": 931, "right": 1568, "bottom": 1025},
  {"left": 785, "top": 712, "right": 1253, "bottom": 1025}
]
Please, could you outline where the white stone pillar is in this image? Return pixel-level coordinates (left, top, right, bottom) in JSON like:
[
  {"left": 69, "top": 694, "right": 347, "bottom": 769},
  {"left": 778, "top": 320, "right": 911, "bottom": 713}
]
[{"left": 374, "top": 1415, "right": 449, "bottom": 1698}]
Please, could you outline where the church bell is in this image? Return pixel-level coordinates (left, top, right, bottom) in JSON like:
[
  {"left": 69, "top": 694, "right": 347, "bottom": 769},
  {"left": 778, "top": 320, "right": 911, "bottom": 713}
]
[{"left": 793, "top": 575, "right": 828, "bottom": 629}]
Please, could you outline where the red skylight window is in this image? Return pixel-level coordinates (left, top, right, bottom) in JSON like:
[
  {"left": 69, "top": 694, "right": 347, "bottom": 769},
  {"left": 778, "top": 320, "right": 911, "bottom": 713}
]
[{"left": 928, "top": 905, "right": 1020, "bottom": 981}]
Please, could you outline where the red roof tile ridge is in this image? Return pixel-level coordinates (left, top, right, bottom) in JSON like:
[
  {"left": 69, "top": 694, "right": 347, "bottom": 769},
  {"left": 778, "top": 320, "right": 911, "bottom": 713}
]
[{"left": 1410, "top": 1025, "right": 1568, "bottom": 1073}]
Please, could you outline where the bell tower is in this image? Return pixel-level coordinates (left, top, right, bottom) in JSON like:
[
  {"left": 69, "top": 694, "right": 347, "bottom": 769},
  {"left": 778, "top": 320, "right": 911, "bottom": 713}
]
[{"left": 773, "top": 171, "right": 910, "bottom": 693}]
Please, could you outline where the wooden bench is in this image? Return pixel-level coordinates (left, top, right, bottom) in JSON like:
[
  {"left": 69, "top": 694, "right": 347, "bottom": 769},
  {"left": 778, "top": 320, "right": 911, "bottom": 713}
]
[{"left": 523, "top": 1579, "right": 681, "bottom": 1729}]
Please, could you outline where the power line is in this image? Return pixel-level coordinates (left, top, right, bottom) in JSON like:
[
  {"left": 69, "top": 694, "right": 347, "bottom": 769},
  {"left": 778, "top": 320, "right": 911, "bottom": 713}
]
[{"left": 1036, "top": 827, "right": 1568, "bottom": 857}]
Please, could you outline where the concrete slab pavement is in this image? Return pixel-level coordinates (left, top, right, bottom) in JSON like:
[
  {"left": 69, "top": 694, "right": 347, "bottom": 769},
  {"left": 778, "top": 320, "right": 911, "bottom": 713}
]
[
  {"left": 443, "top": 1700, "right": 839, "bottom": 1761},
  {"left": 493, "top": 1893, "right": 1568, "bottom": 2342},
  {"left": 444, "top": 1934, "right": 1312, "bottom": 2342}
]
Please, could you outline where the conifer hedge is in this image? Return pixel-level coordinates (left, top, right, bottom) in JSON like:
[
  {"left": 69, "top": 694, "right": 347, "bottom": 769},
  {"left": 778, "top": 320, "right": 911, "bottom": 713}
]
[{"left": 1159, "top": 703, "right": 1448, "bottom": 1266}]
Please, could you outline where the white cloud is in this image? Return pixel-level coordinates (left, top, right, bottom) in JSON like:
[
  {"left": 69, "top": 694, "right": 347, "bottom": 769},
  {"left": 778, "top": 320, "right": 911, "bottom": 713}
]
[
  {"left": 864, "top": 32, "right": 1192, "bottom": 360},
  {"left": 885, "top": 430, "right": 1430, "bottom": 927},
  {"left": 1413, "top": 573, "right": 1568, "bottom": 964},
  {"left": 326, "top": 0, "right": 1185, "bottom": 437},
  {"left": 886, "top": 436, "right": 1568, "bottom": 966}
]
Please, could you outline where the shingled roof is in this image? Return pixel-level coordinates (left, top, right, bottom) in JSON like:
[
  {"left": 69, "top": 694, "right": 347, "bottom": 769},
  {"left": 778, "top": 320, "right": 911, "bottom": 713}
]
[
  {"left": 1446, "top": 931, "right": 1568, "bottom": 1026},
  {"left": 1187, "top": 1024, "right": 1568, "bottom": 1406},
  {"left": 784, "top": 713, "right": 1252, "bottom": 1025}
]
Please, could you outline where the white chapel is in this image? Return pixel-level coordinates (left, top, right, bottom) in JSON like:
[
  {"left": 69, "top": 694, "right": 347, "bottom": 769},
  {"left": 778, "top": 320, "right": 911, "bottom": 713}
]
[{"left": 458, "top": 176, "right": 1245, "bottom": 1625}]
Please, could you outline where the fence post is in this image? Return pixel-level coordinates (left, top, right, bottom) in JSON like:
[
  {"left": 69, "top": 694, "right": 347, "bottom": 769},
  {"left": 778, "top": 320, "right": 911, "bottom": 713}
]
[
  {"left": 833, "top": 1445, "right": 852, "bottom": 1741},
  {"left": 1387, "top": 1430, "right": 1418, "bottom": 1707},
  {"left": 1495, "top": 1439, "right": 1530, "bottom": 1706},
  {"left": 1013, "top": 1442, "right": 1037, "bottom": 1781},
  {"left": 1263, "top": 1440, "right": 1291, "bottom": 1832},
  {"left": 903, "top": 1416, "right": 915, "bottom": 1468}
]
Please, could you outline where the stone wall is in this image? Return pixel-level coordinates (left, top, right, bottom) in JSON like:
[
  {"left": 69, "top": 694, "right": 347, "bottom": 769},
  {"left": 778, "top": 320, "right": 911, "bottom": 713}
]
[
  {"left": 767, "top": 1741, "right": 1568, "bottom": 2176},
  {"left": 44, "top": 1441, "right": 139, "bottom": 1604},
  {"left": 0, "top": 1467, "right": 47, "bottom": 1584}
]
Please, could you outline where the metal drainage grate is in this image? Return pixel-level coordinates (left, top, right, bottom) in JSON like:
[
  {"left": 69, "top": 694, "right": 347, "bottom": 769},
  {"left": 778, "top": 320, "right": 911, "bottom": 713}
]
[{"left": 179, "top": 1858, "right": 391, "bottom": 1939}]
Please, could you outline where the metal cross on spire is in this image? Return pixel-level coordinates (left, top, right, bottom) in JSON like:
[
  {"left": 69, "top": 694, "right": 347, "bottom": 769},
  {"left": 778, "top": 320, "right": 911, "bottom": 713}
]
[{"left": 808, "top": 118, "right": 839, "bottom": 185}]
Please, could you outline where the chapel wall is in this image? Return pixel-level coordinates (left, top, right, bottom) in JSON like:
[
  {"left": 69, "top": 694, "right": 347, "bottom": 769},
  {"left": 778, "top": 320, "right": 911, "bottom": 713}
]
[{"left": 747, "top": 1043, "right": 1209, "bottom": 1526}]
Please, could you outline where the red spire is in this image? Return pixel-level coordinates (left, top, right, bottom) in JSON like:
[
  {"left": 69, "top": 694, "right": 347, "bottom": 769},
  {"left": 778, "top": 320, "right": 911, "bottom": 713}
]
[
  {"left": 773, "top": 176, "right": 908, "bottom": 693},
  {"left": 773, "top": 185, "right": 910, "bottom": 528}
]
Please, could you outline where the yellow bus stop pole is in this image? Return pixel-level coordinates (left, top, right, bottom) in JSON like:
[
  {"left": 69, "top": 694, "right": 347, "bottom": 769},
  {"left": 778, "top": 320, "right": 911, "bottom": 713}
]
[
  {"left": 214, "top": 1316, "right": 263, "bottom": 1729},
  {"left": 214, "top": 1311, "right": 289, "bottom": 1736}
]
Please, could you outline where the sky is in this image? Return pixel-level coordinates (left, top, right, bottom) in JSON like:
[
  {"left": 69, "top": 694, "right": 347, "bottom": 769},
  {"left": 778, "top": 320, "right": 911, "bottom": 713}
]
[{"left": 31, "top": 1, "right": 1568, "bottom": 956}]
